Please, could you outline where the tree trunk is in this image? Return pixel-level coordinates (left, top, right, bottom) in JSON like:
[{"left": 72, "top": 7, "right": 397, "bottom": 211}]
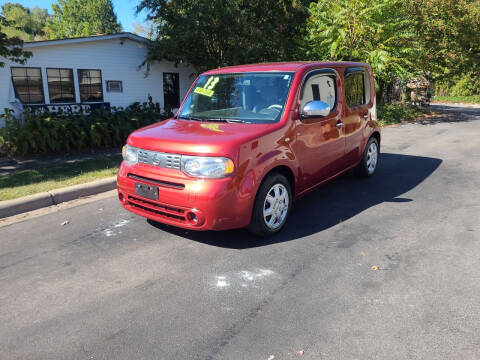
[{"left": 376, "top": 80, "right": 385, "bottom": 105}]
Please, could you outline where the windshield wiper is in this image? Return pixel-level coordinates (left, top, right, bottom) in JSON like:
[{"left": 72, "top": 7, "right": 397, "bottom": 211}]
[
  {"left": 178, "top": 115, "right": 205, "bottom": 121},
  {"left": 203, "top": 118, "right": 247, "bottom": 124},
  {"left": 178, "top": 115, "right": 247, "bottom": 123}
]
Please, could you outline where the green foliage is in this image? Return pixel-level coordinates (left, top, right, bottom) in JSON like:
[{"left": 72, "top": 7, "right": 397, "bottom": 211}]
[
  {"left": 304, "top": 0, "right": 480, "bottom": 102},
  {"left": 45, "top": 0, "right": 121, "bottom": 39},
  {"left": 0, "top": 15, "right": 32, "bottom": 67},
  {"left": 1, "top": 3, "right": 49, "bottom": 41},
  {"left": 377, "top": 103, "right": 429, "bottom": 126},
  {"left": 137, "top": 0, "right": 309, "bottom": 73},
  {"left": 435, "top": 71, "right": 480, "bottom": 97},
  {"left": 0, "top": 102, "right": 167, "bottom": 157},
  {"left": 304, "top": 0, "right": 425, "bottom": 104},
  {"left": 404, "top": 0, "right": 480, "bottom": 79},
  {"left": 449, "top": 73, "right": 480, "bottom": 96},
  {"left": 305, "top": 0, "right": 419, "bottom": 83}
]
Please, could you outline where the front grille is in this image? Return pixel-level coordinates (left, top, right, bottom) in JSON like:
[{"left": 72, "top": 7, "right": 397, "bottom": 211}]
[
  {"left": 137, "top": 149, "right": 181, "bottom": 170},
  {"left": 127, "top": 195, "right": 186, "bottom": 222},
  {"left": 127, "top": 173, "right": 185, "bottom": 189}
]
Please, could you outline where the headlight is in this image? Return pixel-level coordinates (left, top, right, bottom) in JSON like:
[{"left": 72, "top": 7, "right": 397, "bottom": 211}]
[
  {"left": 181, "top": 156, "right": 234, "bottom": 178},
  {"left": 122, "top": 145, "right": 138, "bottom": 165}
]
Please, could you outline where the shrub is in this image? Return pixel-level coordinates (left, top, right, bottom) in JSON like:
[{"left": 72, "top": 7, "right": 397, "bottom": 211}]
[
  {"left": 435, "top": 72, "right": 480, "bottom": 97},
  {"left": 0, "top": 101, "right": 168, "bottom": 157},
  {"left": 450, "top": 73, "right": 480, "bottom": 97}
]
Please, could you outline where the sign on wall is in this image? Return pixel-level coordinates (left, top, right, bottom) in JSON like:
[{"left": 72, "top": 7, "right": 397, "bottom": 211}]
[{"left": 25, "top": 102, "right": 111, "bottom": 114}]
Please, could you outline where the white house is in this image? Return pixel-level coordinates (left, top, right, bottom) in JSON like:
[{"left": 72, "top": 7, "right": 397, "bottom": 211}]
[{"left": 0, "top": 32, "right": 195, "bottom": 126}]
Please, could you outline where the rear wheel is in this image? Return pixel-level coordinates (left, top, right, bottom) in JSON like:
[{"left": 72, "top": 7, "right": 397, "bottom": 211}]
[
  {"left": 248, "top": 173, "right": 292, "bottom": 236},
  {"left": 357, "top": 137, "right": 379, "bottom": 177}
]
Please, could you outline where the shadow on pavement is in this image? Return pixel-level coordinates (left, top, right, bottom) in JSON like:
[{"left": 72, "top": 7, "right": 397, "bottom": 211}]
[
  {"left": 422, "top": 104, "right": 480, "bottom": 125},
  {"left": 147, "top": 153, "right": 442, "bottom": 249}
]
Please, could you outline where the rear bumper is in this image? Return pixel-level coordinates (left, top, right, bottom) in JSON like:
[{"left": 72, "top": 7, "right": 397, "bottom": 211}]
[{"left": 117, "top": 162, "right": 253, "bottom": 231}]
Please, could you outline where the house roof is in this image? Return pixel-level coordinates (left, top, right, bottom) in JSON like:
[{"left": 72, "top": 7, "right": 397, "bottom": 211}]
[{"left": 23, "top": 32, "right": 149, "bottom": 48}]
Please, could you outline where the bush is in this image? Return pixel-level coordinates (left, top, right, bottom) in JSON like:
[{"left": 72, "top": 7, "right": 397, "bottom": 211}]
[
  {"left": 377, "top": 103, "right": 428, "bottom": 126},
  {"left": 435, "top": 72, "right": 480, "bottom": 97},
  {"left": 450, "top": 73, "right": 480, "bottom": 96},
  {"left": 0, "top": 101, "right": 168, "bottom": 157}
]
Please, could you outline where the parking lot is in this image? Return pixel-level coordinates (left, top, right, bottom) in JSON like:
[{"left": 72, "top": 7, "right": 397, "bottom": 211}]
[{"left": 1, "top": 104, "right": 479, "bottom": 359}]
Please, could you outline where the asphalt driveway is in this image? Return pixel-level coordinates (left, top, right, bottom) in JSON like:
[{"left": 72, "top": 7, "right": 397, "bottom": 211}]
[{"left": 1, "top": 104, "right": 479, "bottom": 359}]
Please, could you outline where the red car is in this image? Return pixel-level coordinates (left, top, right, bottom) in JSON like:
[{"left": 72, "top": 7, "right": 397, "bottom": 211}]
[{"left": 117, "top": 62, "right": 380, "bottom": 236}]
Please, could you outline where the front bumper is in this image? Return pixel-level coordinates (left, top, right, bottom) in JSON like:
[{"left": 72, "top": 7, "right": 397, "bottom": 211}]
[{"left": 117, "top": 161, "right": 253, "bottom": 231}]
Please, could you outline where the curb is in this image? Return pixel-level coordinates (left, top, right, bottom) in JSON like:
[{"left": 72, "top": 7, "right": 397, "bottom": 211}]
[{"left": 0, "top": 176, "right": 117, "bottom": 218}]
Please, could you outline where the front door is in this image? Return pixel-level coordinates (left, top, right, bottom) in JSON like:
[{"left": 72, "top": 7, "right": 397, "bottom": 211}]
[{"left": 293, "top": 69, "right": 345, "bottom": 193}]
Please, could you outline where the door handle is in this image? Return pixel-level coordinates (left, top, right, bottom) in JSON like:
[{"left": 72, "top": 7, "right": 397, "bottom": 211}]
[{"left": 336, "top": 121, "right": 343, "bottom": 128}]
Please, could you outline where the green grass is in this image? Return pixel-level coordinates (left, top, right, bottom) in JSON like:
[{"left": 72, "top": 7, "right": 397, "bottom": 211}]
[
  {"left": 433, "top": 95, "right": 480, "bottom": 104},
  {"left": 0, "top": 155, "right": 122, "bottom": 201},
  {"left": 377, "top": 103, "right": 429, "bottom": 126}
]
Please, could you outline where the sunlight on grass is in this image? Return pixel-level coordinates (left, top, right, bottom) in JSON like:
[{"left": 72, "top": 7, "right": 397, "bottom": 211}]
[
  {"left": 377, "top": 103, "right": 429, "bottom": 126},
  {"left": 0, "top": 156, "right": 122, "bottom": 201},
  {"left": 433, "top": 95, "right": 480, "bottom": 104}
]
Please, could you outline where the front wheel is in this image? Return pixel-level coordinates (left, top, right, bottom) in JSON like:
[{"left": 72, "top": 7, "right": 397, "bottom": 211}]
[
  {"left": 357, "top": 137, "right": 379, "bottom": 177},
  {"left": 247, "top": 173, "right": 292, "bottom": 237}
]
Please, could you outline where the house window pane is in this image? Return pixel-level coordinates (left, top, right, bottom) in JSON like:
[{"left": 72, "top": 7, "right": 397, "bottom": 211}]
[
  {"left": 10, "top": 67, "right": 45, "bottom": 104},
  {"left": 47, "top": 68, "right": 75, "bottom": 103},
  {"left": 78, "top": 69, "right": 103, "bottom": 102},
  {"left": 163, "top": 72, "right": 180, "bottom": 110}
]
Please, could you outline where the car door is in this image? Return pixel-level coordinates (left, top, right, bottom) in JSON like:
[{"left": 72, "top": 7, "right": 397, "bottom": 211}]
[
  {"left": 293, "top": 69, "right": 346, "bottom": 193},
  {"left": 343, "top": 67, "right": 373, "bottom": 167}
]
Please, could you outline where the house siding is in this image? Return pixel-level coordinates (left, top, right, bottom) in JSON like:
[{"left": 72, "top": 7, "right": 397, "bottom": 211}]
[{"left": 0, "top": 37, "right": 195, "bottom": 126}]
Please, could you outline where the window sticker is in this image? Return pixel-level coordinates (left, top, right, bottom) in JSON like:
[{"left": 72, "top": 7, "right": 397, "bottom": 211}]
[
  {"left": 194, "top": 76, "right": 219, "bottom": 97},
  {"left": 194, "top": 87, "right": 214, "bottom": 97}
]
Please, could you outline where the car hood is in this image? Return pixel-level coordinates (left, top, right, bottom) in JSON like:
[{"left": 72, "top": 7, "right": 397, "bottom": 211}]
[{"left": 127, "top": 118, "right": 277, "bottom": 157}]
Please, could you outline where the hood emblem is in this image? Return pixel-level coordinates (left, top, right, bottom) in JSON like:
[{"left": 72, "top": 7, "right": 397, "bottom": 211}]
[{"left": 151, "top": 153, "right": 161, "bottom": 166}]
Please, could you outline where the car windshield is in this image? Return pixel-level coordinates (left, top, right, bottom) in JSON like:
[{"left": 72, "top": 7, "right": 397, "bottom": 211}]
[{"left": 178, "top": 72, "right": 294, "bottom": 124}]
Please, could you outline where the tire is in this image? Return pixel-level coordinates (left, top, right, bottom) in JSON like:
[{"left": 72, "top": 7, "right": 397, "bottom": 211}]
[
  {"left": 357, "top": 137, "right": 379, "bottom": 177},
  {"left": 247, "top": 173, "right": 292, "bottom": 237}
]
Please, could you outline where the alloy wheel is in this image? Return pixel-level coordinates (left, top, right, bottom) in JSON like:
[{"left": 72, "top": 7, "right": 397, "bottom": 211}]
[{"left": 263, "top": 183, "right": 289, "bottom": 230}]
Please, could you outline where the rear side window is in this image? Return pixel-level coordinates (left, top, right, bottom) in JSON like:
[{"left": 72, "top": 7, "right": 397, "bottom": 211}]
[{"left": 345, "top": 70, "right": 370, "bottom": 107}]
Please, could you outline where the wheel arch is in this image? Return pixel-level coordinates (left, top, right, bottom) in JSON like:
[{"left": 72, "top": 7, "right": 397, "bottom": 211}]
[
  {"left": 371, "top": 131, "right": 381, "bottom": 150},
  {"left": 260, "top": 165, "right": 296, "bottom": 197}
]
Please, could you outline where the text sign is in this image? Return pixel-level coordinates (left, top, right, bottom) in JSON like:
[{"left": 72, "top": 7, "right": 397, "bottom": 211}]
[{"left": 26, "top": 102, "right": 111, "bottom": 114}]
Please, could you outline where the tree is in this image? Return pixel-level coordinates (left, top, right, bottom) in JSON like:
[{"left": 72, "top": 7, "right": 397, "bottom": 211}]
[
  {"left": 304, "top": 0, "right": 480, "bottom": 100},
  {"left": 1, "top": 3, "right": 50, "bottom": 41},
  {"left": 0, "top": 15, "right": 32, "bottom": 67},
  {"left": 45, "top": 0, "right": 121, "bottom": 39},
  {"left": 404, "top": 0, "right": 480, "bottom": 79},
  {"left": 138, "top": 0, "right": 308, "bottom": 73},
  {"left": 305, "top": 0, "right": 422, "bottom": 102}
]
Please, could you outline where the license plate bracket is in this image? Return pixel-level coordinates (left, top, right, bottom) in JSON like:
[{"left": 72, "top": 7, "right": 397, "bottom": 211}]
[{"left": 135, "top": 182, "right": 158, "bottom": 200}]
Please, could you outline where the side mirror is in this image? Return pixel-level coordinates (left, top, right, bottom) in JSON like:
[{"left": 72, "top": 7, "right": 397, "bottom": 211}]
[{"left": 301, "top": 100, "right": 331, "bottom": 118}]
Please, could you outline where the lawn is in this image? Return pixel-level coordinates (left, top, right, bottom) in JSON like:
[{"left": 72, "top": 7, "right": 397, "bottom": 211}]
[
  {"left": 377, "top": 103, "right": 430, "bottom": 126},
  {"left": 433, "top": 95, "right": 480, "bottom": 104},
  {"left": 0, "top": 155, "right": 122, "bottom": 201}
]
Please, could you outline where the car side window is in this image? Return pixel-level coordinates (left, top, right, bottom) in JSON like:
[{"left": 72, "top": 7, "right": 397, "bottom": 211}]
[
  {"left": 344, "top": 70, "right": 370, "bottom": 107},
  {"left": 299, "top": 73, "right": 336, "bottom": 113}
]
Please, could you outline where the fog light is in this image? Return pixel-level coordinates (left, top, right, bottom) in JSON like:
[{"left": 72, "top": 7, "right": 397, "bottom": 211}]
[
  {"left": 118, "top": 192, "right": 125, "bottom": 203},
  {"left": 187, "top": 211, "right": 198, "bottom": 224}
]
